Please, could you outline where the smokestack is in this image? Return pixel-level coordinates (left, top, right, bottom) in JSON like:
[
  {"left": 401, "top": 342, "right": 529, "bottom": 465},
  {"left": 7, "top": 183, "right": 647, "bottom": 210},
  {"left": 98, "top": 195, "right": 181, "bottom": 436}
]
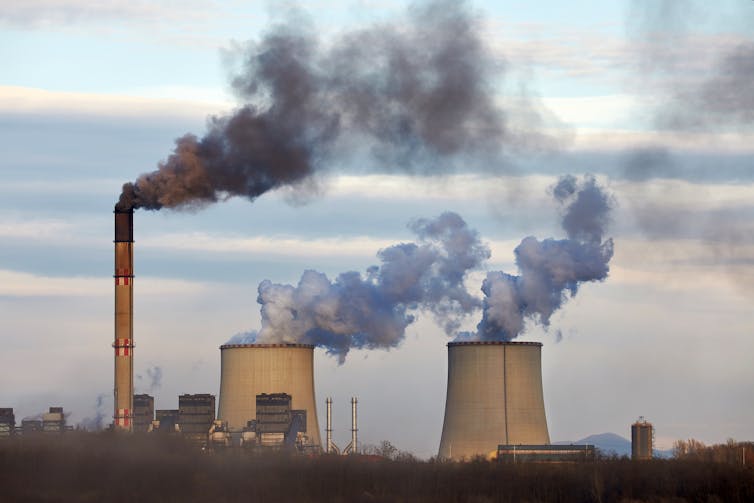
[
  {"left": 438, "top": 341, "right": 549, "bottom": 460},
  {"left": 218, "top": 343, "right": 321, "bottom": 449},
  {"left": 326, "top": 397, "right": 333, "bottom": 454},
  {"left": 351, "top": 397, "right": 358, "bottom": 455},
  {"left": 113, "top": 208, "right": 134, "bottom": 431}
]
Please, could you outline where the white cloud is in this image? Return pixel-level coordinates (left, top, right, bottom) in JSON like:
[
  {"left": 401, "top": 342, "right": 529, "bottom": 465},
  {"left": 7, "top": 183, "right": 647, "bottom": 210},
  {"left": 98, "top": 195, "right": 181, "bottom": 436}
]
[
  {"left": 0, "top": 269, "right": 211, "bottom": 297},
  {"left": 0, "top": 0, "right": 215, "bottom": 28},
  {"left": 0, "top": 85, "right": 231, "bottom": 120}
]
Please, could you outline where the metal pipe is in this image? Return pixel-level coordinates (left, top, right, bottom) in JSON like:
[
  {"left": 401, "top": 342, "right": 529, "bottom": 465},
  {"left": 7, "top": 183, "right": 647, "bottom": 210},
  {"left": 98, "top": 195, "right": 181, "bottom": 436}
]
[
  {"left": 351, "top": 397, "right": 358, "bottom": 455},
  {"left": 326, "top": 397, "right": 333, "bottom": 454},
  {"left": 113, "top": 208, "right": 134, "bottom": 431}
]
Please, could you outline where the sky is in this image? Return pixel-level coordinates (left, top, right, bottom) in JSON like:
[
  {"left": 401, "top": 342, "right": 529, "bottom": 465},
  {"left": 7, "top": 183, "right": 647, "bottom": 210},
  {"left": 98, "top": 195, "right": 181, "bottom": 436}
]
[{"left": 1, "top": 0, "right": 753, "bottom": 458}]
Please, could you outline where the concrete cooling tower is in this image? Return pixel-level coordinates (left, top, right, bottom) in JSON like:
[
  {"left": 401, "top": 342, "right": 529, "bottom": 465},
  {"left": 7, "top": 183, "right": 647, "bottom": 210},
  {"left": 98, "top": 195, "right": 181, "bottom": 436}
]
[
  {"left": 438, "top": 341, "right": 550, "bottom": 460},
  {"left": 218, "top": 343, "right": 321, "bottom": 448}
]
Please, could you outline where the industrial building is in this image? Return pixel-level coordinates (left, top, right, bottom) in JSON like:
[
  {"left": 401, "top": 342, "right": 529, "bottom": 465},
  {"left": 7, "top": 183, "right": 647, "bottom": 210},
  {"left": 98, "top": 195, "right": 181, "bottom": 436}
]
[
  {"left": 218, "top": 343, "right": 321, "bottom": 450},
  {"left": 21, "top": 419, "right": 43, "bottom": 436},
  {"left": 632, "top": 417, "right": 654, "bottom": 460},
  {"left": 42, "top": 407, "right": 66, "bottom": 434},
  {"left": 438, "top": 341, "right": 550, "bottom": 460},
  {"left": 497, "top": 444, "right": 595, "bottom": 463},
  {"left": 0, "top": 408, "right": 14, "bottom": 437},
  {"left": 155, "top": 409, "right": 179, "bottom": 433},
  {"left": 237, "top": 393, "right": 310, "bottom": 451},
  {"left": 178, "top": 394, "right": 216, "bottom": 444},
  {"left": 133, "top": 394, "right": 154, "bottom": 433}
]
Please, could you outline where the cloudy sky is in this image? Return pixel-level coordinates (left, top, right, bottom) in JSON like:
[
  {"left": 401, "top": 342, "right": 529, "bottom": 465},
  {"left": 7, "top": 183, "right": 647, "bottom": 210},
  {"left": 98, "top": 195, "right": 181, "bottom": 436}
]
[{"left": 1, "top": 0, "right": 752, "bottom": 458}]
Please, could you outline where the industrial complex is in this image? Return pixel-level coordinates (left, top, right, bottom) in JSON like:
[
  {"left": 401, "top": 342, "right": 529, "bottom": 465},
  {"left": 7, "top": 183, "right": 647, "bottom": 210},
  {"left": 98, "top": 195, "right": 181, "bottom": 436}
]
[{"left": 0, "top": 210, "right": 631, "bottom": 461}]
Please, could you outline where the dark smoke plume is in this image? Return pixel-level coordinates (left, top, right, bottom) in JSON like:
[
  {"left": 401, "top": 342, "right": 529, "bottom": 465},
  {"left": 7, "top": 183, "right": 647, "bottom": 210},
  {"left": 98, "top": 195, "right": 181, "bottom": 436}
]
[
  {"left": 465, "top": 175, "right": 614, "bottom": 341},
  {"left": 230, "top": 212, "right": 489, "bottom": 362},
  {"left": 116, "top": 0, "right": 549, "bottom": 211},
  {"left": 628, "top": 0, "right": 754, "bottom": 131}
]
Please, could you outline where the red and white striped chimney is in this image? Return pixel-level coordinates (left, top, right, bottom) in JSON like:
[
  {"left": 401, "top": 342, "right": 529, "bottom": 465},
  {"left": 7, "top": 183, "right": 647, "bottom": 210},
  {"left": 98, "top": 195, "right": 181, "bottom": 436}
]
[{"left": 113, "top": 208, "right": 134, "bottom": 430}]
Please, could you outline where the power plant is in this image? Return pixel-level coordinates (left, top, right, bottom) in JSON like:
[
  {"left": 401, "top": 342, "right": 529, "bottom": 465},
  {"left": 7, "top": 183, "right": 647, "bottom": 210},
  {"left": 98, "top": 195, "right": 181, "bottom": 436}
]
[
  {"left": 217, "top": 343, "right": 321, "bottom": 450},
  {"left": 438, "top": 341, "right": 550, "bottom": 460}
]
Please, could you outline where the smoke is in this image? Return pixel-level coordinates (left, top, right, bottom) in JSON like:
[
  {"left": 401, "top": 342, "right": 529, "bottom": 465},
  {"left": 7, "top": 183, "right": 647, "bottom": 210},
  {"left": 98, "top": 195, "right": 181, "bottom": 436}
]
[
  {"left": 466, "top": 175, "right": 614, "bottom": 341},
  {"left": 116, "top": 0, "right": 552, "bottom": 211},
  {"left": 628, "top": 0, "right": 754, "bottom": 131},
  {"left": 245, "top": 212, "right": 488, "bottom": 362},
  {"left": 146, "top": 366, "right": 162, "bottom": 392},
  {"left": 78, "top": 393, "right": 109, "bottom": 432},
  {"left": 136, "top": 365, "right": 163, "bottom": 393}
]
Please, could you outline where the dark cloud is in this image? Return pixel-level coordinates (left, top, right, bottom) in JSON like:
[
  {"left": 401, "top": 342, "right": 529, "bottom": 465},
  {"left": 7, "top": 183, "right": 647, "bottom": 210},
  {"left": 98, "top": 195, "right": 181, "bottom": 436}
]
[
  {"left": 117, "top": 0, "right": 553, "bottom": 211},
  {"left": 628, "top": 0, "right": 754, "bottom": 131},
  {"left": 621, "top": 146, "right": 678, "bottom": 182}
]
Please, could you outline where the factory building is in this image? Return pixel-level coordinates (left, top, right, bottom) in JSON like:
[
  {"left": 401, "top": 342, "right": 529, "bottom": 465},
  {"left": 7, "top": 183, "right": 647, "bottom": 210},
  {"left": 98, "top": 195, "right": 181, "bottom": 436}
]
[
  {"left": 497, "top": 444, "right": 595, "bottom": 463},
  {"left": 0, "top": 408, "right": 15, "bottom": 437},
  {"left": 239, "top": 393, "right": 310, "bottom": 451},
  {"left": 133, "top": 394, "right": 154, "bottom": 433},
  {"left": 218, "top": 344, "right": 321, "bottom": 450},
  {"left": 438, "top": 342, "right": 550, "bottom": 460},
  {"left": 155, "top": 409, "right": 179, "bottom": 433},
  {"left": 21, "top": 419, "right": 43, "bottom": 436},
  {"left": 178, "top": 394, "right": 216, "bottom": 444},
  {"left": 42, "top": 407, "right": 66, "bottom": 434},
  {"left": 632, "top": 417, "right": 654, "bottom": 460}
]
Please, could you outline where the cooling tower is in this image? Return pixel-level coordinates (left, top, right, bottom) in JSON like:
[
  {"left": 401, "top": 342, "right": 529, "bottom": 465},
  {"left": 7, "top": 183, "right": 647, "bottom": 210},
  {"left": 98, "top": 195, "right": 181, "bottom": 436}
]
[
  {"left": 218, "top": 344, "right": 321, "bottom": 448},
  {"left": 438, "top": 341, "right": 550, "bottom": 460}
]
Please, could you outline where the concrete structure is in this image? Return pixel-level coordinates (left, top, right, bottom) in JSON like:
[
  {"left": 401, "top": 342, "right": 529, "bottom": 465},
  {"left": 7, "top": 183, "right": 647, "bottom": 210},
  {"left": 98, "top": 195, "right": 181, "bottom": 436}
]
[
  {"left": 497, "top": 444, "right": 595, "bottom": 463},
  {"left": 631, "top": 417, "right": 653, "bottom": 460},
  {"left": 42, "top": 407, "right": 66, "bottom": 434},
  {"left": 438, "top": 341, "right": 550, "bottom": 460},
  {"left": 21, "top": 419, "right": 43, "bottom": 436},
  {"left": 179, "top": 394, "right": 216, "bottom": 444},
  {"left": 155, "top": 409, "right": 179, "bottom": 433},
  {"left": 218, "top": 344, "right": 321, "bottom": 449},
  {"left": 113, "top": 208, "right": 134, "bottom": 431},
  {"left": 133, "top": 394, "right": 154, "bottom": 433},
  {"left": 325, "top": 397, "right": 333, "bottom": 454},
  {"left": 0, "top": 408, "right": 15, "bottom": 437}
]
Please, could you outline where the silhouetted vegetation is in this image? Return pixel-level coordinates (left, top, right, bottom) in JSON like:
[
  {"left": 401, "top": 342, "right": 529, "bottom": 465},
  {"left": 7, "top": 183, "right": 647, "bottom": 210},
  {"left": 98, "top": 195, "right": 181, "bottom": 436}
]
[
  {"left": 673, "top": 438, "right": 754, "bottom": 465},
  {"left": 1, "top": 433, "right": 753, "bottom": 502}
]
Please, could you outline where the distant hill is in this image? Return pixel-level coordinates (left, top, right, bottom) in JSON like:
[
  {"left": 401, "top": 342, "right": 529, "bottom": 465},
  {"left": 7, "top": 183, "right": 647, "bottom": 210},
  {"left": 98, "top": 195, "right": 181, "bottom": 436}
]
[{"left": 555, "top": 432, "right": 672, "bottom": 458}]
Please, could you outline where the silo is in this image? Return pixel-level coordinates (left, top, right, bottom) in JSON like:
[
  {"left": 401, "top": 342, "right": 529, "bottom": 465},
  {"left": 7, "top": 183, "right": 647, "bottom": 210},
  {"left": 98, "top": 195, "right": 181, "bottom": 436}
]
[
  {"left": 631, "top": 417, "right": 653, "bottom": 460},
  {"left": 218, "top": 344, "right": 321, "bottom": 449},
  {"left": 438, "top": 341, "right": 550, "bottom": 460}
]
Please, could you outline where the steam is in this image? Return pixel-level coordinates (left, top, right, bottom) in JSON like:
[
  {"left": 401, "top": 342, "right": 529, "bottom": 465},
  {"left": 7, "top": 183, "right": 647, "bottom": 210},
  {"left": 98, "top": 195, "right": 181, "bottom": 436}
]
[
  {"left": 232, "top": 176, "right": 614, "bottom": 359},
  {"left": 468, "top": 175, "right": 614, "bottom": 341},
  {"left": 136, "top": 365, "right": 163, "bottom": 393},
  {"left": 240, "top": 212, "right": 489, "bottom": 362},
  {"left": 116, "top": 0, "right": 551, "bottom": 211},
  {"left": 78, "top": 393, "right": 109, "bottom": 431}
]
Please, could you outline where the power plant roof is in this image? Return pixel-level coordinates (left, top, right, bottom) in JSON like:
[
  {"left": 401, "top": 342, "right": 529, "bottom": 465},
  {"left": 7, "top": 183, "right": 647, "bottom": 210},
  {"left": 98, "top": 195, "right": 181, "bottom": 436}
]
[
  {"left": 220, "top": 343, "right": 316, "bottom": 350},
  {"left": 447, "top": 341, "right": 542, "bottom": 347}
]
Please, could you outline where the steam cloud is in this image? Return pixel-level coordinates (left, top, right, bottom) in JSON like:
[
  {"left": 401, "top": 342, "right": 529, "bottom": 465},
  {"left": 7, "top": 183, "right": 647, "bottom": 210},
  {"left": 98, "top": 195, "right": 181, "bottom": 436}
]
[
  {"left": 116, "top": 0, "right": 549, "bottom": 211},
  {"left": 230, "top": 176, "right": 614, "bottom": 359},
  {"left": 78, "top": 393, "right": 109, "bottom": 431},
  {"left": 466, "top": 175, "right": 614, "bottom": 341},
  {"left": 230, "top": 212, "right": 489, "bottom": 362}
]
